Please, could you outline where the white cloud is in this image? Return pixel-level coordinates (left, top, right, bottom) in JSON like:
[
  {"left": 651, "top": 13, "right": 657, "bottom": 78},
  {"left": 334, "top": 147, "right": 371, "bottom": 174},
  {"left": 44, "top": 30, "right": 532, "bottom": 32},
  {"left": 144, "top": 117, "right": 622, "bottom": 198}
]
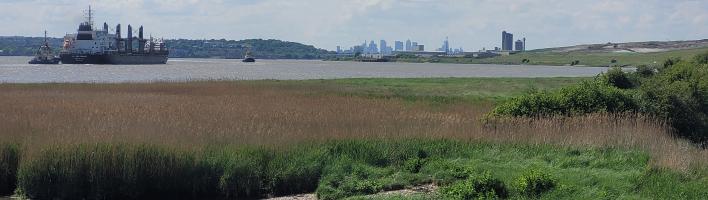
[{"left": 0, "top": 0, "right": 706, "bottom": 50}]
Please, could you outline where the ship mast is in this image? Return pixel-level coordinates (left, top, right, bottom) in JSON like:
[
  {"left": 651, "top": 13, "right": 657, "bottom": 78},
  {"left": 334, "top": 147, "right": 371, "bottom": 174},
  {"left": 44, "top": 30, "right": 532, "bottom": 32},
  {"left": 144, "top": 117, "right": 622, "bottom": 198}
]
[
  {"left": 85, "top": 5, "right": 93, "bottom": 28},
  {"left": 88, "top": 6, "right": 92, "bottom": 27}
]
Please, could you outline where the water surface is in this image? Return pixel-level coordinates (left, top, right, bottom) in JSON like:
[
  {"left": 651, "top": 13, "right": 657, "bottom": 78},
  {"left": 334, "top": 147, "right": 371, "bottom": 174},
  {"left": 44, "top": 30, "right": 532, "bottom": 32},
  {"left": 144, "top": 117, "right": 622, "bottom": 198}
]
[{"left": 0, "top": 56, "right": 609, "bottom": 83}]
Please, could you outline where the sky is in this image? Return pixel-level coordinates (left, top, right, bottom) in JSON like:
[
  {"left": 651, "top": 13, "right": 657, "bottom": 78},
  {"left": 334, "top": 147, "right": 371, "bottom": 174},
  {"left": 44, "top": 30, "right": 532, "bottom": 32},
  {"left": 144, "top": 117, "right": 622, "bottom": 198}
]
[{"left": 1, "top": 0, "right": 707, "bottom": 51}]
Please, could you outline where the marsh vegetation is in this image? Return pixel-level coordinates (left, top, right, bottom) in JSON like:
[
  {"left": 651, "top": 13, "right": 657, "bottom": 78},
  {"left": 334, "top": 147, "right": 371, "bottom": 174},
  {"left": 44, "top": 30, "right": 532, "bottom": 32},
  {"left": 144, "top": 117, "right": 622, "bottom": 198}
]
[{"left": 0, "top": 75, "right": 706, "bottom": 199}]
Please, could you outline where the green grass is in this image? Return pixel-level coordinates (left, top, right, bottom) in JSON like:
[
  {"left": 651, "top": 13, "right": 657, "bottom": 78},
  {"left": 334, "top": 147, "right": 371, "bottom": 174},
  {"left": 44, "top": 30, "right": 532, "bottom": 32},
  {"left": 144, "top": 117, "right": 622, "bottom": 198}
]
[
  {"left": 257, "top": 77, "right": 590, "bottom": 104},
  {"left": 0, "top": 144, "right": 19, "bottom": 196},
  {"left": 396, "top": 47, "right": 708, "bottom": 67},
  {"left": 9, "top": 140, "right": 708, "bottom": 199}
]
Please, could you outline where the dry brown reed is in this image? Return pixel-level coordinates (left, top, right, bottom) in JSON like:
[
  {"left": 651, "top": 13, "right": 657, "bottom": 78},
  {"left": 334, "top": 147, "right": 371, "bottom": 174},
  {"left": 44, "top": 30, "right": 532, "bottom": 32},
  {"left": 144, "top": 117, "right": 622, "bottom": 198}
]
[{"left": 0, "top": 81, "right": 705, "bottom": 171}]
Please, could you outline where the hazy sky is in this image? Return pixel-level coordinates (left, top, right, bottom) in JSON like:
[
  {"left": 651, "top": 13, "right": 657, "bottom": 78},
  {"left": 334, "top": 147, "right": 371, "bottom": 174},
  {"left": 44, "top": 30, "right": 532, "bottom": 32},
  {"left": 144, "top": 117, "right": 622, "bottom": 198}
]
[{"left": 1, "top": 0, "right": 707, "bottom": 51}]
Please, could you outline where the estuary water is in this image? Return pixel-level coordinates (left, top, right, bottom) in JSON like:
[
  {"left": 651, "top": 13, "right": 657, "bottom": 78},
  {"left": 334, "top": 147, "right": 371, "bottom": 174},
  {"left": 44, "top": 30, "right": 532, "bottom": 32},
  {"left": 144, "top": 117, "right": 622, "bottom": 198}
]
[{"left": 0, "top": 56, "right": 609, "bottom": 83}]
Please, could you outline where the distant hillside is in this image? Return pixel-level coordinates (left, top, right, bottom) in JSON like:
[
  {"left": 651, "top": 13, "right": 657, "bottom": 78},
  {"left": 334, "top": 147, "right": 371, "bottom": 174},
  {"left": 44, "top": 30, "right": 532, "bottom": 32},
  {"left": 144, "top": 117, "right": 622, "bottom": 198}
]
[
  {"left": 395, "top": 40, "right": 708, "bottom": 67},
  {"left": 533, "top": 39, "right": 708, "bottom": 53},
  {"left": 0, "top": 37, "right": 333, "bottom": 59},
  {"left": 168, "top": 39, "right": 333, "bottom": 59},
  {"left": 0, "top": 36, "right": 63, "bottom": 56}
]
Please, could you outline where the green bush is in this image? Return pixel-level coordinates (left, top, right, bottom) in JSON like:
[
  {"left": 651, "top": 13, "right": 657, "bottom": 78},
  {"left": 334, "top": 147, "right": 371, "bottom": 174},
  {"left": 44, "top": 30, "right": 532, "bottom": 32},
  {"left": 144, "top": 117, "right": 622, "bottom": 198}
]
[
  {"left": 490, "top": 81, "right": 638, "bottom": 117},
  {"left": 316, "top": 161, "right": 387, "bottom": 200},
  {"left": 403, "top": 150, "right": 429, "bottom": 173},
  {"left": 440, "top": 171, "right": 508, "bottom": 200},
  {"left": 490, "top": 52, "right": 708, "bottom": 144},
  {"left": 662, "top": 57, "right": 682, "bottom": 69},
  {"left": 516, "top": 169, "right": 556, "bottom": 197},
  {"left": 637, "top": 59, "right": 708, "bottom": 144},
  {"left": 0, "top": 144, "right": 19, "bottom": 196},
  {"left": 635, "top": 65, "right": 656, "bottom": 77},
  {"left": 693, "top": 51, "right": 708, "bottom": 65},
  {"left": 602, "top": 67, "right": 634, "bottom": 89}
]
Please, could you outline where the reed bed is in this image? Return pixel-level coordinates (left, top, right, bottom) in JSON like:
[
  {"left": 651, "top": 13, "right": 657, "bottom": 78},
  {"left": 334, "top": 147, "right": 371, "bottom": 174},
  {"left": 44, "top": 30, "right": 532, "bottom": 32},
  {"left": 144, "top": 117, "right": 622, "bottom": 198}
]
[
  {"left": 0, "top": 81, "right": 706, "bottom": 198},
  {"left": 0, "top": 82, "right": 703, "bottom": 169}
]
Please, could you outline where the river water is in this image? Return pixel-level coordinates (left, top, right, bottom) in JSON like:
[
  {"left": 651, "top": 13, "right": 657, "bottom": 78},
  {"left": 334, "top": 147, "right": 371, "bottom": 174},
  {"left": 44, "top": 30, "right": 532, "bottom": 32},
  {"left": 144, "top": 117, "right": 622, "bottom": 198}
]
[{"left": 0, "top": 56, "right": 609, "bottom": 83}]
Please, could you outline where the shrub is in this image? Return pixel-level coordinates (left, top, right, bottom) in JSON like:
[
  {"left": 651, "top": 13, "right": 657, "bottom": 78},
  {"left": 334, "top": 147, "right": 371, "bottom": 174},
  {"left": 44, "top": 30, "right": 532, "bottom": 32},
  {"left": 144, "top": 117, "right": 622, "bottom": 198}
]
[
  {"left": 635, "top": 65, "right": 655, "bottom": 77},
  {"left": 516, "top": 169, "right": 556, "bottom": 197},
  {"left": 662, "top": 57, "right": 681, "bottom": 69},
  {"left": 637, "top": 59, "right": 708, "bottom": 144},
  {"left": 440, "top": 171, "right": 508, "bottom": 199},
  {"left": 693, "top": 51, "right": 708, "bottom": 65},
  {"left": 602, "top": 67, "right": 634, "bottom": 89},
  {"left": 316, "top": 161, "right": 387, "bottom": 200},
  {"left": 489, "top": 53, "right": 708, "bottom": 144},
  {"left": 403, "top": 150, "right": 429, "bottom": 173},
  {"left": 490, "top": 81, "right": 638, "bottom": 117},
  {"left": 0, "top": 144, "right": 19, "bottom": 196}
]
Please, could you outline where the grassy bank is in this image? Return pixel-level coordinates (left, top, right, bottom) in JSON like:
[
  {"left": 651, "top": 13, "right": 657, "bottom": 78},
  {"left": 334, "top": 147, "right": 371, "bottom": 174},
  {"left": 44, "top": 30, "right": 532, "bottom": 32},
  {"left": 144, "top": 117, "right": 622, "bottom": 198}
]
[
  {"left": 254, "top": 77, "right": 589, "bottom": 104},
  {"left": 395, "top": 47, "right": 708, "bottom": 67},
  {"left": 0, "top": 79, "right": 706, "bottom": 199},
  {"left": 4, "top": 140, "right": 707, "bottom": 199}
]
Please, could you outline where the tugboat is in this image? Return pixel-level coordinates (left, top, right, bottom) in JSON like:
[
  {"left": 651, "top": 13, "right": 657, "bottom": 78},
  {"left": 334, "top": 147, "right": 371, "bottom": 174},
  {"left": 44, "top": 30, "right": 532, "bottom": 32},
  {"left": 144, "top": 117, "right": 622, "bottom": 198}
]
[
  {"left": 28, "top": 31, "right": 61, "bottom": 64},
  {"left": 242, "top": 49, "right": 255, "bottom": 62}
]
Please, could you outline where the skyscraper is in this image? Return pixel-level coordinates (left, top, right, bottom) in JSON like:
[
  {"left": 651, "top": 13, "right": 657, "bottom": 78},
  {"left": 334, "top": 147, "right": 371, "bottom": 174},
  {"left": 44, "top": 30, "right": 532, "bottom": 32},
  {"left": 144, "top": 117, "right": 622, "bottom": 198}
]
[
  {"left": 415, "top": 44, "right": 425, "bottom": 51},
  {"left": 369, "top": 40, "right": 378, "bottom": 54},
  {"left": 336, "top": 46, "right": 341, "bottom": 53},
  {"left": 440, "top": 37, "right": 450, "bottom": 54},
  {"left": 411, "top": 42, "right": 418, "bottom": 51},
  {"left": 502, "top": 31, "right": 513, "bottom": 51},
  {"left": 380, "top": 40, "right": 387, "bottom": 55},
  {"left": 515, "top": 39, "right": 524, "bottom": 51},
  {"left": 405, "top": 39, "right": 412, "bottom": 51},
  {"left": 362, "top": 41, "right": 368, "bottom": 54},
  {"left": 394, "top": 41, "right": 404, "bottom": 51}
]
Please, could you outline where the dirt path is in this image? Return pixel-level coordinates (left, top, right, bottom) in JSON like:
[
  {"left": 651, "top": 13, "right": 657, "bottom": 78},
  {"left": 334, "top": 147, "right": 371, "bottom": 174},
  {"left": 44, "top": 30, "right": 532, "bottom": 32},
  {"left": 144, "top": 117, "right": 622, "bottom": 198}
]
[{"left": 265, "top": 184, "right": 438, "bottom": 200}]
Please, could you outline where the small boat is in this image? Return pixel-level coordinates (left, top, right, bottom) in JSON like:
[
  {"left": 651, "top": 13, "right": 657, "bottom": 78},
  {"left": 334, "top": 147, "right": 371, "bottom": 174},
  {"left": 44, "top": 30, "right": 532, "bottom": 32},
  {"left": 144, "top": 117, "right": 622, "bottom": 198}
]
[
  {"left": 242, "top": 56, "right": 255, "bottom": 63},
  {"left": 242, "top": 49, "right": 255, "bottom": 62},
  {"left": 29, "top": 31, "right": 61, "bottom": 64}
]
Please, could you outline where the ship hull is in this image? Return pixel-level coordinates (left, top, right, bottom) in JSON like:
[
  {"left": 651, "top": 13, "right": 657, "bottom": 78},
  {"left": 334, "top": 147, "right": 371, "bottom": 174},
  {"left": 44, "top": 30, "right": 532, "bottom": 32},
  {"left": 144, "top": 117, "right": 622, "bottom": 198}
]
[
  {"left": 29, "top": 57, "right": 61, "bottom": 64},
  {"left": 60, "top": 53, "right": 168, "bottom": 65},
  {"left": 60, "top": 54, "right": 106, "bottom": 64}
]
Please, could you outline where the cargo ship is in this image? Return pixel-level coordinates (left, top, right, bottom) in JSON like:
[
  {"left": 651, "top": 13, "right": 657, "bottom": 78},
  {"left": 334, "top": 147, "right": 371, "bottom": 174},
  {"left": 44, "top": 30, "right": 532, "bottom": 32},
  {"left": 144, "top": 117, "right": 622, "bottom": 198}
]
[{"left": 60, "top": 6, "right": 168, "bottom": 64}]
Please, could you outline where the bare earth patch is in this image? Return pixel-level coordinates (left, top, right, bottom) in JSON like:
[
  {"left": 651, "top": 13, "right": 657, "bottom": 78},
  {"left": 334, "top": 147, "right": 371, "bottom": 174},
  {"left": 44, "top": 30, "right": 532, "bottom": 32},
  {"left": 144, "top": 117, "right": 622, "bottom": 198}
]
[
  {"left": 266, "top": 194, "right": 317, "bottom": 200},
  {"left": 364, "top": 184, "right": 438, "bottom": 198},
  {"left": 265, "top": 184, "right": 438, "bottom": 200}
]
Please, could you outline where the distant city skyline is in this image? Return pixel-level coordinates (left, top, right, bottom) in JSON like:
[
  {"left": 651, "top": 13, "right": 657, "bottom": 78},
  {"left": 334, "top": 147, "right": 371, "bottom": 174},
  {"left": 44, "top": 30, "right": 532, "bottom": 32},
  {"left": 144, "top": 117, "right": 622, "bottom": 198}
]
[
  {"left": 338, "top": 36, "right": 470, "bottom": 55},
  {"left": 1, "top": 0, "right": 706, "bottom": 51}
]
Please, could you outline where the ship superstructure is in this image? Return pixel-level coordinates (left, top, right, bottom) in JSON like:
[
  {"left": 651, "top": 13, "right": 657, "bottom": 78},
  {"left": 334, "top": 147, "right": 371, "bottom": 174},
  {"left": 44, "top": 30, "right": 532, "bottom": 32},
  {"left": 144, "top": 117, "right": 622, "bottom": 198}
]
[{"left": 60, "top": 6, "right": 168, "bottom": 64}]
